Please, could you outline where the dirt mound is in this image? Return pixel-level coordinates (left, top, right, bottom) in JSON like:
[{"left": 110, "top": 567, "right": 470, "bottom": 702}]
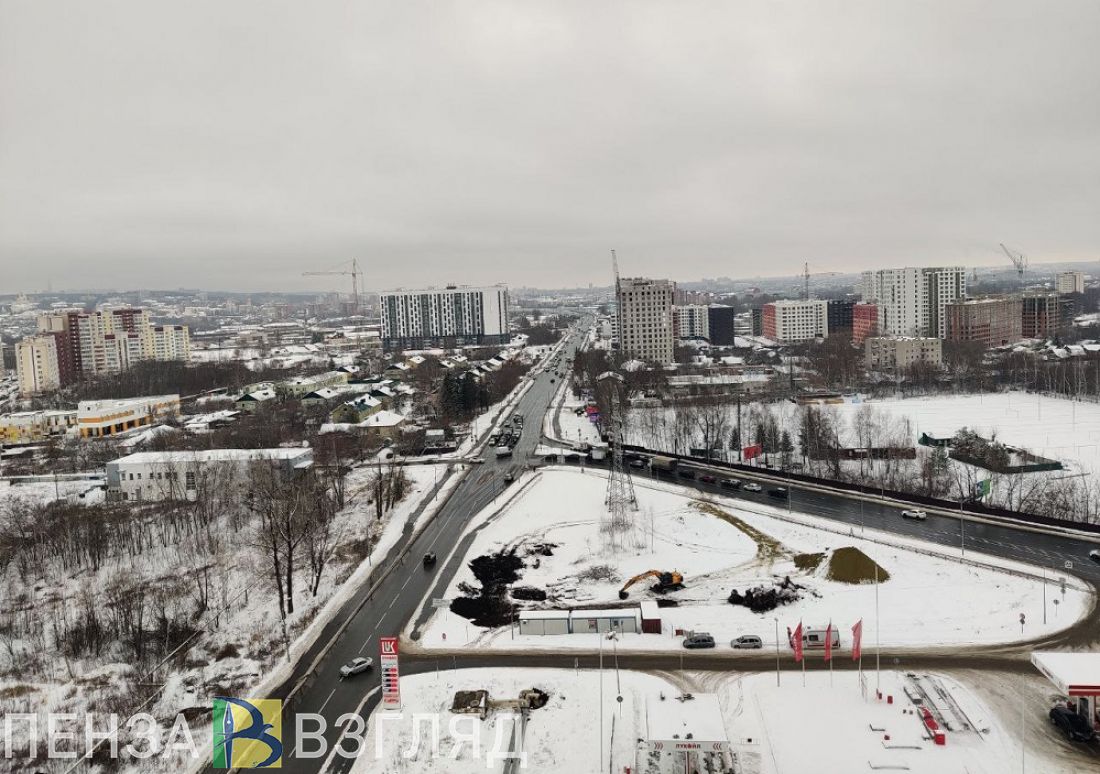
[
  {"left": 727, "top": 576, "right": 805, "bottom": 613},
  {"left": 793, "top": 552, "right": 825, "bottom": 572},
  {"left": 825, "top": 547, "right": 889, "bottom": 584},
  {"left": 451, "top": 548, "right": 526, "bottom": 628},
  {"left": 525, "top": 543, "right": 557, "bottom": 557},
  {"left": 510, "top": 586, "right": 547, "bottom": 601}
]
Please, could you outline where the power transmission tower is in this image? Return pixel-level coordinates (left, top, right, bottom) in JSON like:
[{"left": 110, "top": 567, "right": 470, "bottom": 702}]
[{"left": 598, "top": 370, "right": 637, "bottom": 552}]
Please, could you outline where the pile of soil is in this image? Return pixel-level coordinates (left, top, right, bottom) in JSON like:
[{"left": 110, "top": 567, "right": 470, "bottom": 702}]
[
  {"left": 793, "top": 552, "right": 825, "bottom": 572},
  {"left": 510, "top": 586, "right": 547, "bottom": 601},
  {"left": 451, "top": 548, "right": 526, "bottom": 627},
  {"left": 825, "top": 547, "right": 890, "bottom": 584},
  {"left": 525, "top": 542, "right": 557, "bottom": 557},
  {"left": 522, "top": 688, "right": 550, "bottom": 710},
  {"left": 727, "top": 576, "right": 805, "bottom": 613}
]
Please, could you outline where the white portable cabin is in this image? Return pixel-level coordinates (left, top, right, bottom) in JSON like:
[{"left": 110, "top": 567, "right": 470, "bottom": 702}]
[
  {"left": 570, "top": 608, "right": 640, "bottom": 634},
  {"left": 518, "top": 610, "right": 571, "bottom": 636}
]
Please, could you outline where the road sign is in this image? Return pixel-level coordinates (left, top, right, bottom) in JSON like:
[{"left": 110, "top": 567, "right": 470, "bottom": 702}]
[
  {"left": 1064, "top": 560, "right": 1073, "bottom": 570},
  {"left": 431, "top": 598, "right": 450, "bottom": 608},
  {"left": 380, "top": 637, "right": 401, "bottom": 710}
]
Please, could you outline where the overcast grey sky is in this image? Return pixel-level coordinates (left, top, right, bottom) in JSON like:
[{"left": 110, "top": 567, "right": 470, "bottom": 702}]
[{"left": 1, "top": 1, "right": 1098, "bottom": 293}]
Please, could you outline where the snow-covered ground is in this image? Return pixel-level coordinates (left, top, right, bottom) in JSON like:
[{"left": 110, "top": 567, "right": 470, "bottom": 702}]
[
  {"left": 832, "top": 392, "right": 1100, "bottom": 478},
  {"left": 414, "top": 468, "right": 1089, "bottom": 651},
  {"left": 353, "top": 667, "right": 1069, "bottom": 774},
  {"left": 351, "top": 667, "right": 681, "bottom": 774}
]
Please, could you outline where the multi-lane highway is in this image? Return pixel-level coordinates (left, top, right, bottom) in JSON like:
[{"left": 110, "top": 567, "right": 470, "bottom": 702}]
[
  {"left": 209, "top": 321, "right": 1100, "bottom": 772},
  {"left": 216, "top": 326, "right": 586, "bottom": 774}
]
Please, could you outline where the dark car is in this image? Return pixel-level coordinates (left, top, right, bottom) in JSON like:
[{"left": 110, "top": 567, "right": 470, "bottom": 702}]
[
  {"left": 720, "top": 478, "right": 741, "bottom": 490},
  {"left": 699, "top": 474, "right": 716, "bottom": 484},
  {"left": 629, "top": 459, "right": 647, "bottom": 469},
  {"left": 682, "top": 633, "right": 716, "bottom": 649},
  {"left": 423, "top": 552, "right": 437, "bottom": 567},
  {"left": 1090, "top": 549, "right": 1100, "bottom": 565},
  {"left": 678, "top": 469, "right": 697, "bottom": 480},
  {"left": 768, "top": 487, "right": 789, "bottom": 499},
  {"left": 1049, "top": 705, "right": 1097, "bottom": 742}
]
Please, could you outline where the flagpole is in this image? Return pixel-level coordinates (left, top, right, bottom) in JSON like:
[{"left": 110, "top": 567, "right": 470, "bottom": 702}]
[
  {"left": 875, "top": 564, "right": 881, "bottom": 694},
  {"left": 801, "top": 619, "right": 806, "bottom": 688},
  {"left": 829, "top": 620, "right": 834, "bottom": 687}
]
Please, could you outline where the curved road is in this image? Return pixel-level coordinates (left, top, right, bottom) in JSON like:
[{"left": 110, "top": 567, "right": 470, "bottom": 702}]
[{"left": 217, "top": 324, "right": 1100, "bottom": 772}]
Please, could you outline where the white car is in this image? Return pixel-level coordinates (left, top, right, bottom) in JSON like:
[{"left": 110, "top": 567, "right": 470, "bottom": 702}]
[
  {"left": 901, "top": 509, "right": 927, "bottom": 520},
  {"left": 340, "top": 657, "right": 374, "bottom": 678},
  {"left": 743, "top": 482, "right": 763, "bottom": 493}
]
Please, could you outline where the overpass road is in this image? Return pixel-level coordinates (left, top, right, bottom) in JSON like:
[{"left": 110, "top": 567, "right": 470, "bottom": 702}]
[{"left": 207, "top": 323, "right": 1100, "bottom": 772}]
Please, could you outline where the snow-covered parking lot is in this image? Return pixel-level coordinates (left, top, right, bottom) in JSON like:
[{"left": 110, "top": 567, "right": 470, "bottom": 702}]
[{"left": 413, "top": 468, "right": 1090, "bottom": 652}]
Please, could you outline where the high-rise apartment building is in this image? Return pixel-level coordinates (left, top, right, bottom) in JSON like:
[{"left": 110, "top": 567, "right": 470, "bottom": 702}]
[
  {"left": 707, "top": 305, "right": 738, "bottom": 345},
  {"left": 826, "top": 300, "right": 855, "bottom": 336},
  {"left": 851, "top": 303, "right": 879, "bottom": 345},
  {"left": 945, "top": 296, "right": 1023, "bottom": 347},
  {"left": 673, "top": 304, "right": 710, "bottom": 340},
  {"left": 15, "top": 335, "right": 61, "bottom": 395},
  {"left": 380, "top": 285, "right": 509, "bottom": 351},
  {"left": 762, "top": 300, "right": 829, "bottom": 343},
  {"left": 18, "top": 308, "right": 190, "bottom": 394},
  {"left": 1056, "top": 271, "right": 1085, "bottom": 295},
  {"left": 860, "top": 267, "right": 966, "bottom": 338},
  {"left": 1021, "top": 292, "right": 1074, "bottom": 339},
  {"left": 616, "top": 277, "right": 675, "bottom": 363}
]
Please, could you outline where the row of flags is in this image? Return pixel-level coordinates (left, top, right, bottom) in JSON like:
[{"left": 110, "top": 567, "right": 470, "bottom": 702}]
[{"left": 789, "top": 619, "right": 863, "bottom": 663}]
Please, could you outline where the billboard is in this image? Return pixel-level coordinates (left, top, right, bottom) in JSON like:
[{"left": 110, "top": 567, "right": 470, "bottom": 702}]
[{"left": 380, "top": 637, "right": 401, "bottom": 710}]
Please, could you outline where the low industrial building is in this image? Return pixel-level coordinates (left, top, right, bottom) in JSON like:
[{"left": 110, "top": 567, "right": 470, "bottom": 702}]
[
  {"left": 0, "top": 410, "right": 78, "bottom": 444},
  {"left": 517, "top": 607, "right": 642, "bottom": 635},
  {"left": 105, "top": 447, "right": 314, "bottom": 502},
  {"left": 76, "top": 394, "right": 180, "bottom": 438}
]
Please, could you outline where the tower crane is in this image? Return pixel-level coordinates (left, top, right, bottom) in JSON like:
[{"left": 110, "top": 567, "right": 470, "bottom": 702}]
[
  {"left": 302, "top": 258, "right": 361, "bottom": 312},
  {"left": 999, "top": 243, "right": 1027, "bottom": 283}
]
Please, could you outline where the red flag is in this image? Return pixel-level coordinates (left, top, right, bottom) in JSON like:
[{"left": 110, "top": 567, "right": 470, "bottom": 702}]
[
  {"left": 824, "top": 622, "right": 833, "bottom": 662},
  {"left": 851, "top": 619, "right": 863, "bottom": 661},
  {"left": 791, "top": 621, "right": 803, "bottom": 662}
]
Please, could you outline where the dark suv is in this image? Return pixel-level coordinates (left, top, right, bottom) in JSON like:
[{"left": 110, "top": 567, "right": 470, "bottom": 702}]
[{"left": 1050, "top": 705, "right": 1097, "bottom": 742}]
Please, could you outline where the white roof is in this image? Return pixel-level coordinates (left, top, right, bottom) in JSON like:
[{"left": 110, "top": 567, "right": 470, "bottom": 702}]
[
  {"left": 645, "top": 693, "right": 729, "bottom": 747},
  {"left": 362, "top": 410, "right": 405, "bottom": 427},
  {"left": 640, "top": 601, "right": 660, "bottom": 619},
  {"left": 570, "top": 608, "right": 639, "bottom": 619},
  {"left": 519, "top": 610, "right": 571, "bottom": 620},
  {"left": 1031, "top": 652, "right": 1100, "bottom": 696},
  {"left": 240, "top": 388, "right": 277, "bottom": 401},
  {"left": 78, "top": 394, "right": 179, "bottom": 412},
  {"left": 111, "top": 448, "right": 311, "bottom": 465}
]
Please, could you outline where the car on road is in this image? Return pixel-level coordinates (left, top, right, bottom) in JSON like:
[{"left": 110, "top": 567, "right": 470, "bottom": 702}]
[
  {"left": 339, "top": 657, "right": 374, "bottom": 678},
  {"left": 743, "top": 482, "right": 763, "bottom": 493},
  {"left": 731, "top": 635, "right": 763, "bottom": 649},
  {"left": 901, "top": 509, "right": 927, "bottom": 520},
  {"left": 503, "top": 471, "right": 515, "bottom": 483},
  {"left": 1090, "top": 549, "right": 1100, "bottom": 564},
  {"left": 423, "top": 552, "right": 437, "bottom": 567},
  {"left": 767, "top": 487, "right": 788, "bottom": 499},
  {"left": 682, "top": 633, "right": 716, "bottom": 649},
  {"left": 629, "top": 459, "right": 646, "bottom": 469},
  {"left": 1049, "top": 705, "right": 1096, "bottom": 742},
  {"left": 720, "top": 478, "right": 741, "bottom": 490},
  {"left": 469, "top": 456, "right": 485, "bottom": 464},
  {"left": 678, "top": 469, "right": 697, "bottom": 480},
  {"left": 699, "top": 474, "right": 716, "bottom": 484}
]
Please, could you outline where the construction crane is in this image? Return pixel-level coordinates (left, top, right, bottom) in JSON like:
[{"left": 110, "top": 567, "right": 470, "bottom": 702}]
[
  {"left": 999, "top": 243, "right": 1027, "bottom": 282},
  {"left": 303, "top": 258, "right": 361, "bottom": 312}
]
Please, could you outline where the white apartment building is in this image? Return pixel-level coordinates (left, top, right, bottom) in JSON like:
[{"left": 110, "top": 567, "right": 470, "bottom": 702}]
[
  {"left": 1056, "top": 271, "right": 1085, "bottom": 295},
  {"left": 380, "top": 285, "right": 509, "bottom": 351},
  {"left": 762, "top": 300, "right": 829, "bottom": 343},
  {"left": 860, "top": 267, "right": 966, "bottom": 338},
  {"left": 15, "top": 335, "right": 61, "bottom": 395},
  {"left": 673, "top": 304, "right": 710, "bottom": 340},
  {"left": 616, "top": 277, "right": 676, "bottom": 363},
  {"left": 151, "top": 325, "right": 192, "bottom": 361}
]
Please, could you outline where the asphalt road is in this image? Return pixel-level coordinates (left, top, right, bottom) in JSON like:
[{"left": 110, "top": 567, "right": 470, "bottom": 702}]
[
  {"left": 209, "top": 323, "right": 1100, "bottom": 772},
  {"left": 216, "top": 327, "right": 586, "bottom": 774}
]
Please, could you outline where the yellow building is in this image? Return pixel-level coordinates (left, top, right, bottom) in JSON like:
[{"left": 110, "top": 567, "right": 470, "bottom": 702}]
[
  {"left": 0, "top": 410, "right": 78, "bottom": 444},
  {"left": 76, "top": 394, "right": 181, "bottom": 438}
]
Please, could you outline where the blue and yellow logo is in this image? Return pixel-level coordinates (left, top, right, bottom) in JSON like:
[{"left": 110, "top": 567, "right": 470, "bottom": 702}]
[{"left": 212, "top": 697, "right": 283, "bottom": 769}]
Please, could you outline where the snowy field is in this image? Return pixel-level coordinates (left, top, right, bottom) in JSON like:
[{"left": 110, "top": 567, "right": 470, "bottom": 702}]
[
  {"left": 833, "top": 392, "right": 1100, "bottom": 478},
  {"left": 353, "top": 667, "right": 1067, "bottom": 774},
  {"left": 414, "top": 468, "right": 1089, "bottom": 651},
  {"left": 352, "top": 667, "right": 682, "bottom": 774}
]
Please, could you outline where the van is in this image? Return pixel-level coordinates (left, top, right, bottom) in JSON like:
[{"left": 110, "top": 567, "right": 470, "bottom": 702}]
[{"left": 795, "top": 626, "right": 840, "bottom": 649}]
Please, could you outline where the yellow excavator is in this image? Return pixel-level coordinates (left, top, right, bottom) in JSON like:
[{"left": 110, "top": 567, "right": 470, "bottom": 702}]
[{"left": 618, "top": 570, "right": 685, "bottom": 599}]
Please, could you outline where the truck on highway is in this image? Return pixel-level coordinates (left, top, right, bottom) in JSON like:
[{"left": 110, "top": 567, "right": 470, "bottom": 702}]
[{"left": 649, "top": 455, "right": 678, "bottom": 473}]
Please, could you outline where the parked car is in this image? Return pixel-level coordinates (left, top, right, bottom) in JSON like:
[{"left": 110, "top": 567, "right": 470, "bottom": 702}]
[
  {"left": 743, "top": 482, "right": 763, "bottom": 493},
  {"left": 682, "top": 633, "right": 716, "bottom": 649},
  {"left": 503, "top": 471, "right": 515, "bottom": 483},
  {"left": 629, "top": 459, "right": 647, "bottom": 469},
  {"left": 340, "top": 657, "right": 374, "bottom": 678},
  {"left": 699, "top": 474, "right": 716, "bottom": 484},
  {"left": 423, "top": 552, "right": 437, "bottom": 567},
  {"left": 767, "top": 488, "right": 788, "bottom": 499},
  {"left": 719, "top": 478, "right": 741, "bottom": 490},
  {"left": 731, "top": 635, "right": 763, "bottom": 649},
  {"left": 1049, "top": 705, "right": 1097, "bottom": 742},
  {"left": 901, "top": 509, "right": 927, "bottom": 520},
  {"left": 1089, "top": 549, "right": 1100, "bottom": 565}
]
